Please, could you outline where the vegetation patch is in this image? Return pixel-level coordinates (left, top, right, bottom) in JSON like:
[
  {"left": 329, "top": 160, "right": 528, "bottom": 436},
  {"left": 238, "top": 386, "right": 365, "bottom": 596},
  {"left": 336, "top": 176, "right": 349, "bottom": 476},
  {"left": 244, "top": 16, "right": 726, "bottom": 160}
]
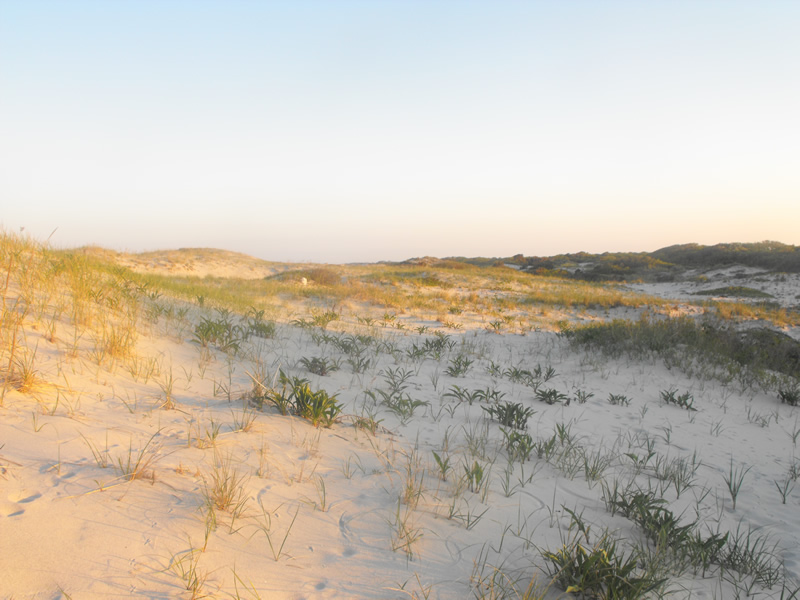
[
  {"left": 564, "top": 314, "right": 800, "bottom": 389},
  {"left": 692, "top": 286, "right": 774, "bottom": 299}
]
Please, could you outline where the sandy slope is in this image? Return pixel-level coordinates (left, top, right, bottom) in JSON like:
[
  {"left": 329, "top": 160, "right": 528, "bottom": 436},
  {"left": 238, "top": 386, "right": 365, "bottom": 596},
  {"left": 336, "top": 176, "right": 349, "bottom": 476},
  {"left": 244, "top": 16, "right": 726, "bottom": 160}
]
[
  {"left": 627, "top": 266, "right": 800, "bottom": 310},
  {"left": 81, "top": 246, "right": 297, "bottom": 280},
  {"left": 2, "top": 267, "right": 799, "bottom": 599}
]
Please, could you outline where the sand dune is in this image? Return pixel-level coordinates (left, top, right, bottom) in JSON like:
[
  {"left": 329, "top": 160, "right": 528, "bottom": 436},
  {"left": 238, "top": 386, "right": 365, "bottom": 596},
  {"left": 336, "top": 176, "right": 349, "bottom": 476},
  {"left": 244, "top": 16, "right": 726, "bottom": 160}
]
[{"left": 2, "top": 246, "right": 799, "bottom": 599}]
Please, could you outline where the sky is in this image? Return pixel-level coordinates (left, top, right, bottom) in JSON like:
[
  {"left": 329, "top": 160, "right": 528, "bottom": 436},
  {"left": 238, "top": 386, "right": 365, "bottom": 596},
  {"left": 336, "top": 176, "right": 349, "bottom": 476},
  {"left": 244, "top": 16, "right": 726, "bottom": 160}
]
[{"left": 1, "top": 1, "right": 799, "bottom": 263}]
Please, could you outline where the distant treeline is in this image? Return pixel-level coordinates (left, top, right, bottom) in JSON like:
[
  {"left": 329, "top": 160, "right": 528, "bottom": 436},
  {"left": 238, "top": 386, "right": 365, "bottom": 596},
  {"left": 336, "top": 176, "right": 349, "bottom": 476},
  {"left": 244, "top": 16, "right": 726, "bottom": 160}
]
[{"left": 442, "top": 241, "right": 800, "bottom": 282}]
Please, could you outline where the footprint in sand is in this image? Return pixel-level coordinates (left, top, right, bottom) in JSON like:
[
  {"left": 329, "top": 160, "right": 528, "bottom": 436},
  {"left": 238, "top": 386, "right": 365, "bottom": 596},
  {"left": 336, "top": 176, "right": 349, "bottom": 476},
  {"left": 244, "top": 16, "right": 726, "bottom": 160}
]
[
  {"left": 0, "top": 500, "right": 23, "bottom": 517},
  {"left": 10, "top": 491, "right": 42, "bottom": 504},
  {"left": 1, "top": 491, "right": 42, "bottom": 517}
]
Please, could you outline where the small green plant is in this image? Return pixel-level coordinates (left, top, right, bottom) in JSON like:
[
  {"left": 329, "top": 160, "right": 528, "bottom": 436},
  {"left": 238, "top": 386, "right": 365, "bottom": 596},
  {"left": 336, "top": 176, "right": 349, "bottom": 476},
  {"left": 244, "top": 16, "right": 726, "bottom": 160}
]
[
  {"left": 197, "top": 415, "right": 222, "bottom": 449},
  {"left": 312, "top": 310, "right": 339, "bottom": 329},
  {"left": 169, "top": 548, "right": 208, "bottom": 598},
  {"left": 81, "top": 432, "right": 110, "bottom": 469},
  {"left": 445, "top": 355, "right": 473, "bottom": 377},
  {"left": 246, "top": 369, "right": 341, "bottom": 426},
  {"left": 311, "top": 474, "right": 328, "bottom": 512},
  {"left": 202, "top": 452, "right": 249, "bottom": 517},
  {"left": 463, "top": 460, "right": 486, "bottom": 494},
  {"left": 608, "top": 488, "right": 694, "bottom": 550},
  {"left": 443, "top": 385, "right": 481, "bottom": 405},
  {"left": 607, "top": 393, "right": 630, "bottom": 407},
  {"left": 723, "top": 458, "right": 751, "bottom": 510},
  {"left": 746, "top": 405, "right": 772, "bottom": 427},
  {"left": 382, "top": 366, "right": 414, "bottom": 394},
  {"left": 503, "top": 366, "right": 533, "bottom": 384},
  {"left": 366, "top": 387, "right": 428, "bottom": 425},
  {"left": 292, "top": 380, "right": 342, "bottom": 427},
  {"left": 534, "top": 434, "right": 558, "bottom": 461},
  {"left": 299, "top": 356, "right": 339, "bottom": 376},
  {"left": 775, "top": 478, "right": 795, "bottom": 504},
  {"left": 486, "top": 361, "right": 503, "bottom": 378},
  {"left": 535, "top": 388, "right": 568, "bottom": 405},
  {"left": 248, "top": 369, "right": 294, "bottom": 415},
  {"left": 244, "top": 307, "right": 276, "bottom": 338},
  {"left": 291, "top": 317, "right": 315, "bottom": 329},
  {"left": 389, "top": 500, "right": 423, "bottom": 561},
  {"left": 387, "top": 394, "right": 429, "bottom": 424},
  {"left": 554, "top": 422, "right": 575, "bottom": 446},
  {"left": 230, "top": 402, "right": 258, "bottom": 433},
  {"left": 191, "top": 313, "right": 244, "bottom": 353},
  {"left": 474, "top": 387, "right": 505, "bottom": 403},
  {"left": 723, "top": 523, "right": 783, "bottom": 589},
  {"left": 400, "top": 451, "right": 425, "bottom": 510},
  {"left": 486, "top": 320, "right": 503, "bottom": 333},
  {"left": 482, "top": 401, "right": 535, "bottom": 430},
  {"left": 501, "top": 428, "right": 534, "bottom": 462},
  {"left": 447, "top": 496, "right": 489, "bottom": 531},
  {"left": 574, "top": 389, "right": 594, "bottom": 404},
  {"left": 114, "top": 431, "right": 161, "bottom": 481},
  {"left": 651, "top": 453, "right": 698, "bottom": 498},
  {"left": 346, "top": 354, "right": 371, "bottom": 374},
  {"left": 660, "top": 388, "right": 697, "bottom": 411},
  {"left": 156, "top": 366, "right": 177, "bottom": 410},
  {"left": 432, "top": 451, "right": 452, "bottom": 480},
  {"left": 582, "top": 448, "right": 613, "bottom": 484},
  {"left": 353, "top": 411, "right": 383, "bottom": 436},
  {"left": 685, "top": 530, "right": 729, "bottom": 578},
  {"left": 253, "top": 500, "right": 300, "bottom": 561},
  {"left": 539, "top": 364, "right": 558, "bottom": 382}
]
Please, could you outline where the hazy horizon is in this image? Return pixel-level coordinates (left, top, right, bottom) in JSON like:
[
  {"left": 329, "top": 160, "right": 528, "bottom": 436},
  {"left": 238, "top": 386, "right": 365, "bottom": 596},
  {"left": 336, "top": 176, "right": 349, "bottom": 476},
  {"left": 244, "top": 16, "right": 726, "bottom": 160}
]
[{"left": 2, "top": 1, "right": 799, "bottom": 263}]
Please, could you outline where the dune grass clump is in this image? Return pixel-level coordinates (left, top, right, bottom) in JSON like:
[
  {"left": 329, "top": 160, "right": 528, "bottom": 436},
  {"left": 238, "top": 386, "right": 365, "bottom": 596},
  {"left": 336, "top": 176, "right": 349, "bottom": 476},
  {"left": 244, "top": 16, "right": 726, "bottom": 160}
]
[
  {"left": 114, "top": 432, "right": 161, "bottom": 481},
  {"left": 202, "top": 452, "right": 249, "bottom": 515}
]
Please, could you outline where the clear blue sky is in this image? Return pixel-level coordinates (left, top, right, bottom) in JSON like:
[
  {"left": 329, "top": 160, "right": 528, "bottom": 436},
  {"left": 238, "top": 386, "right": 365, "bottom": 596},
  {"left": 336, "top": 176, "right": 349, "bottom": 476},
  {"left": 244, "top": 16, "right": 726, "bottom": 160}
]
[{"left": 2, "top": 1, "right": 798, "bottom": 263}]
